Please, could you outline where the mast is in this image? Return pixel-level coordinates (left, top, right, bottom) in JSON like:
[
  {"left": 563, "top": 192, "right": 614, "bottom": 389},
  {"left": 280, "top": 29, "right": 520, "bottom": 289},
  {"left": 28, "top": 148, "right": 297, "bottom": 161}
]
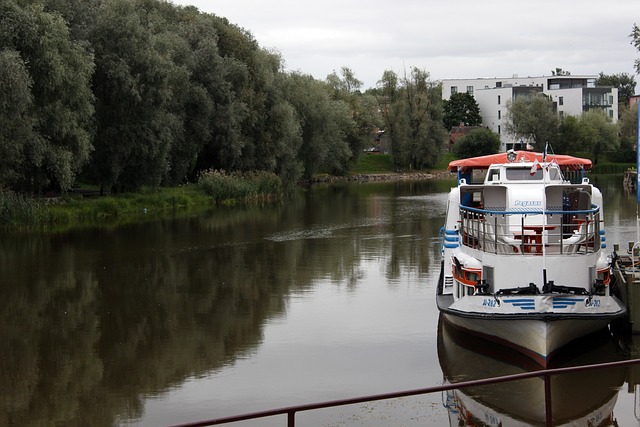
[
  {"left": 542, "top": 144, "right": 548, "bottom": 288},
  {"left": 637, "top": 104, "right": 640, "bottom": 243}
]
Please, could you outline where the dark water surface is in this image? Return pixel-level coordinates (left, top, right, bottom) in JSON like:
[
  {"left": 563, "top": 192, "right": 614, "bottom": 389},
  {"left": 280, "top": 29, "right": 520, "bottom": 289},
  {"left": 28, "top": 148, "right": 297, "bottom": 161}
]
[{"left": 2, "top": 176, "right": 640, "bottom": 426}]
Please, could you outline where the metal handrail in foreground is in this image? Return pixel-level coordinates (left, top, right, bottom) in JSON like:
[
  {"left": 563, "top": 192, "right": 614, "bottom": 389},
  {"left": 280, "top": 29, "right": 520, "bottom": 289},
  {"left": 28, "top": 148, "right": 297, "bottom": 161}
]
[{"left": 168, "top": 358, "right": 640, "bottom": 427}]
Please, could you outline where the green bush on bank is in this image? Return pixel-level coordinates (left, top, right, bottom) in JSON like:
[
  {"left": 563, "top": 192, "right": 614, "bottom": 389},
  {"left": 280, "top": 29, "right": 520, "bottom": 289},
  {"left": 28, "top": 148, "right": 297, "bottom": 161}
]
[
  {"left": 0, "top": 170, "right": 284, "bottom": 230},
  {"left": 198, "top": 170, "right": 283, "bottom": 203},
  {"left": 0, "top": 189, "right": 45, "bottom": 226}
]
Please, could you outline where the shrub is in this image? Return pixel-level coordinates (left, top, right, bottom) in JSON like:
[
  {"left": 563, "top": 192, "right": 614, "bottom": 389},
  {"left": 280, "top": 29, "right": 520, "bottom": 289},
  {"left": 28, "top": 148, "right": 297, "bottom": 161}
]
[
  {"left": 0, "top": 189, "right": 44, "bottom": 227},
  {"left": 453, "top": 128, "right": 501, "bottom": 159},
  {"left": 198, "top": 170, "right": 282, "bottom": 203}
]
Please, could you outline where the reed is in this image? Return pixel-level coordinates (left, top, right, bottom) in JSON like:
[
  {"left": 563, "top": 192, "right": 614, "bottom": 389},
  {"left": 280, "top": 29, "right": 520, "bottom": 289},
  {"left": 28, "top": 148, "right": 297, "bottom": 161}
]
[
  {"left": 197, "top": 170, "right": 283, "bottom": 203},
  {"left": 0, "top": 189, "right": 45, "bottom": 227}
]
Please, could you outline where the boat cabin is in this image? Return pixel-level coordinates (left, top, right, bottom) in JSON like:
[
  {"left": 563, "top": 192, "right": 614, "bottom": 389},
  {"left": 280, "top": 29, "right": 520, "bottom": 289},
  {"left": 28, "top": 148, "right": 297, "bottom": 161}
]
[{"left": 445, "top": 151, "right": 602, "bottom": 257}]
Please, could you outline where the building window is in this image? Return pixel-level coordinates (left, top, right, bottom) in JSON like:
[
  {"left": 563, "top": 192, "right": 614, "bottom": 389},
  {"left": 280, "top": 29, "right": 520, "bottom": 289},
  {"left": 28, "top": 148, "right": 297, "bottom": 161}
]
[
  {"left": 466, "top": 86, "right": 473, "bottom": 95},
  {"left": 498, "top": 110, "right": 501, "bottom": 119},
  {"left": 498, "top": 95, "right": 501, "bottom": 105},
  {"left": 496, "top": 82, "right": 502, "bottom": 88},
  {"left": 497, "top": 125, "right": 501, "bottom": 135},
  {"left": 451, "top": 86, "right": 458, "bottom": 95},
  {"left": 559, "top": 96, "right": 564, "bottom": 106}
]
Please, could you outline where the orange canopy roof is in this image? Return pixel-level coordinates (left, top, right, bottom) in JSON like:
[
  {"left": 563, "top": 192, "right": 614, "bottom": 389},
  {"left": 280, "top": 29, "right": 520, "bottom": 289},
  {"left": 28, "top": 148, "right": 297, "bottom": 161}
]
[{"left": 447, "top": 151, "right": 592, "bottom": 172}]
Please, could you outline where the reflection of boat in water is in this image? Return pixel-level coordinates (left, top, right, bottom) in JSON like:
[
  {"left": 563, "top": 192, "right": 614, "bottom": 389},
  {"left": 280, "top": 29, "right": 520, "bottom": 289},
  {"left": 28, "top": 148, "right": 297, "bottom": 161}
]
[
  {"left": 438, "top": 315, "right": 625, "bottom": 426},
  {"left": 437, "top": 150, "right": 626, "bottom": 367}
]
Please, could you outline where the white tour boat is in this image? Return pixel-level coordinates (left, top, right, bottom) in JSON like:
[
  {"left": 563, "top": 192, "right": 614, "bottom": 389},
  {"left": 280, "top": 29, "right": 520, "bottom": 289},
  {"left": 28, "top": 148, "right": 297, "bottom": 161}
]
[{"left": 437, "top": 150, "right": 627, "bottom": 367}]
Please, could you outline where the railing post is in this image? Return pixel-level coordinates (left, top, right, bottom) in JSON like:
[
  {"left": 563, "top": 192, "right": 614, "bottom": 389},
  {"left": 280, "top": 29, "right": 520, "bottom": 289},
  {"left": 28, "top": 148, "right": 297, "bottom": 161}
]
[
  {"left": 287, "top": 411, "right": 295, "bottom": 427},
  {"left": 544, "top": 372, "right": 552, "bottom": 426}
]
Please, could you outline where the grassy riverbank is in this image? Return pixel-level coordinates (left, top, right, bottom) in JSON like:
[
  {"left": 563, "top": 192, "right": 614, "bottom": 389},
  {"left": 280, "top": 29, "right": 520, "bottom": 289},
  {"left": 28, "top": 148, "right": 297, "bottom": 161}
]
[
  {"left": 0, "top": 156, "right": 459, "bottom": 230},
  {"left": 0, "top": 170, "right": 284, "bottom": 230}
]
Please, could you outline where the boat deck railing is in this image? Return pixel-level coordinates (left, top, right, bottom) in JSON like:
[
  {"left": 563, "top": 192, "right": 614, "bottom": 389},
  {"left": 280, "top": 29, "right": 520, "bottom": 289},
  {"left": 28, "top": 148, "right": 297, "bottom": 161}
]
[
  {"left": 167, "top": 358, "right": 640, "bottom": 427},
  {"left": 457, "top": 205, "right": 603, "bottom": 255}
]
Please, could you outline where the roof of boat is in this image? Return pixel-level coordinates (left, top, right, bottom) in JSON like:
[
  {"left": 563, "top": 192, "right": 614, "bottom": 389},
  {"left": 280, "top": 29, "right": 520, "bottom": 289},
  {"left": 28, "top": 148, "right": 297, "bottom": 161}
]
[{"left": 447, "top": 151, "right": 592, "bottom": 172}]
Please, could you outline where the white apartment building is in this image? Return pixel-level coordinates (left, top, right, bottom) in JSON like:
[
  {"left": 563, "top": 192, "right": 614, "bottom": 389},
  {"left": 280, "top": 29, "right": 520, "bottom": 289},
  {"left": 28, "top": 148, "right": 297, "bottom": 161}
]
[{"left": 441, "top": 75, "right": 618, "bottom": 151}]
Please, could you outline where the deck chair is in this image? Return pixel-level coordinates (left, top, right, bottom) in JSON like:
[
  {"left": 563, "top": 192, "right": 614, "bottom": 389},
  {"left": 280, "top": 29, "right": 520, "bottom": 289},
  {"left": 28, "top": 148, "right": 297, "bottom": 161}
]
[{"left": 562, "top": 231, "right": 585, "bottom": 253}]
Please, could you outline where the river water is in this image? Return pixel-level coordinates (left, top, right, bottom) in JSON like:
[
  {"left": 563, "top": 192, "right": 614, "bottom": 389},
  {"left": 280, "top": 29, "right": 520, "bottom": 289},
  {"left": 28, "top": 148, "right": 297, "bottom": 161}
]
[{"left": 1, "top": 175, "right": 640, "bottom": 426}]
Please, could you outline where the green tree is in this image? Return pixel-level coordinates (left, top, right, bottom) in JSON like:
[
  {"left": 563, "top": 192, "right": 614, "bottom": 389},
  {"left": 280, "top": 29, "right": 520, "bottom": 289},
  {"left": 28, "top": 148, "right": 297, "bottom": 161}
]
[
  {"left": 0, "top": 1, "right": 95, "bottom": 192},
  {"left": 191, "top": 14, "right": 303, "bottom": 186},
  {"left": 453, "top": 128, "right": 500, "bottom": 159},
  {"left": 578, "top": 110, "right": 619, "bottom": 163},
  {"left": 327, "top": 66, "right": 362, "bottom": 95},
  {"left": 0, "top": 49, "right": 35, "bottom": 187},
  {"left": 553, "top": 115, "right": 583, "bottom": 155},
  {"left": 443, "top": 92, "right": 482, "bottom": 130},
  {"left": 186, "top": 14, "right": 251, "bottom": 179},
  {"left": 232, "top": 46, "right": 304, "bottom": 187},
  {"left": 596, "top": 72, "right": 636, "bottom": 109},
  {"left": 327, "top": 67, "right": 381, "bottom": 163},
  {"left": 88, "top": 0, "right": 185, "bottom": 192},
  {"left": 376, "top": 68, "right": 446, "bottom": 171},
  {"left": 42, "top": 0, "right": 99, "bottom": 41},
  {"left": 377, "top": 70, "right": 405, "bottom": 169},
  {"left": 619, "top": 103, "right": 639, "bottom": 144},
  {"left": 614, "top": 103, "right": 638, "bottom": 162},
  {"left": 504, "top": 92, "right": 559, "bottom": 150},
  {"left": 553, "top": 111, "right": 619, "bottom": 162},
  {"left": 282, "top": 72, "right": 352, "bottom": 180}
]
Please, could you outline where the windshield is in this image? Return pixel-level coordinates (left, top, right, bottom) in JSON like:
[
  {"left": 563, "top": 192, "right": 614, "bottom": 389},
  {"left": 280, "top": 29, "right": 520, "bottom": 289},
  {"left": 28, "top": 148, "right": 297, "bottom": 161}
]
[{"left": 504, "top": 167, "right": 561, "bottom": 181}]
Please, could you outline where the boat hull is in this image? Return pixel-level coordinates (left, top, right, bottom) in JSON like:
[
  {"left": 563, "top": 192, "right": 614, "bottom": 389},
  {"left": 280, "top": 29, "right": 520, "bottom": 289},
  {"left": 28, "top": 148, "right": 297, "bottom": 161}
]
[
  {"left": 437, "top": 294, "right": 626, "bottom": 366},
  {"left": 438, "top": 317, "right": 625, "bottom": 425}
]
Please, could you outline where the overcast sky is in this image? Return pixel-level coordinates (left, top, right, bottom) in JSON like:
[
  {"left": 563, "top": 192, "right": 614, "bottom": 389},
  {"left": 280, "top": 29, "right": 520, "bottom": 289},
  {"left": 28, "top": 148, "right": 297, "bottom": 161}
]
[{"left": 172, "top": 0, "right": 639, "bottom": 91}]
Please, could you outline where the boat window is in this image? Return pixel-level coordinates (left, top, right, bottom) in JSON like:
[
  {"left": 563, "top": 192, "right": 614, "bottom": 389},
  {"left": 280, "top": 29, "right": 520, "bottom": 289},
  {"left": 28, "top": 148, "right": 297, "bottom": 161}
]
[
  {"left": 505, "top": 168, "right": 543, "bottom": 181},
  {"left": 487, "top": 169, "right": 500, "bottom": 182}
]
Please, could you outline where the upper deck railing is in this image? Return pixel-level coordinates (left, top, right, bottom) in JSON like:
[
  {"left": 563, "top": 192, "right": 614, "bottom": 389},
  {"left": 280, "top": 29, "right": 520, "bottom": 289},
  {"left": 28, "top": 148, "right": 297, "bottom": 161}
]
[{"left": 457, "top": 205, "right": 603, "bottom": 255}]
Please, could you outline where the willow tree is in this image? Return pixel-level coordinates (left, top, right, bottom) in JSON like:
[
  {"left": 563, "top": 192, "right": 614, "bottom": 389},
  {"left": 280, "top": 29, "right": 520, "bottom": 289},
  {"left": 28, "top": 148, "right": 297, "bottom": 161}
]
[
  {"left": 282, "top": 72, "right": 352, "bottom": 180},
  {"left": 377, "top": 67, "right": 446, "bottom": 171},
  {"left": 88, "top": 0, "right": 187, "bottom": 192},
  {"left": 0, "top": 49, "right": 33, "bottom": 188},
  {"left": 0, "top": 1, "right": 95, "bottom": 192},
  {"left": 327, "top": 67, "right": 382, "bottom": 162}
]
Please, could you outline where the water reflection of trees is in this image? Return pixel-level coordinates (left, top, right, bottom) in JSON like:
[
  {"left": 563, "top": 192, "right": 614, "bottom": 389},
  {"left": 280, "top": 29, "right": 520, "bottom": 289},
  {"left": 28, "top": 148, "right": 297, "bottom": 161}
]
[{"left": 0, "top": 180, "right": 448, "bottom": 425}]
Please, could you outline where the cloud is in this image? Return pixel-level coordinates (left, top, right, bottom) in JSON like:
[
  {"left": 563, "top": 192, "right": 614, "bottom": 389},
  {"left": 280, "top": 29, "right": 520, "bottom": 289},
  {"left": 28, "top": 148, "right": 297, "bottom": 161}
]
[{"left": 174, "top": 0, "right": 640, "bottom": 90}]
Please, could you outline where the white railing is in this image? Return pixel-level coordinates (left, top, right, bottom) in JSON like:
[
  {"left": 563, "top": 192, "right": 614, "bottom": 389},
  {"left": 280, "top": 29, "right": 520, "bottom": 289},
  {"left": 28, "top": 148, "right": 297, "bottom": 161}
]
[{"left": 458, "top": 206, "right": 602, "bottom": 255}]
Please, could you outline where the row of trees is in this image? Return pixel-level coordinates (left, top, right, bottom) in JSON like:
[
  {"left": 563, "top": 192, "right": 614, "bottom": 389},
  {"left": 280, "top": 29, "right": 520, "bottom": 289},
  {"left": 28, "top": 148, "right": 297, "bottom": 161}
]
[
  {"left": 2, "top": 0, "right": 638, "bottom": 194},
  {"left": 504, "top": 94, "right": 630, "bottom": 163},
  {"left": 0, "top": 0, "right": 449, "bottom": 195}
]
